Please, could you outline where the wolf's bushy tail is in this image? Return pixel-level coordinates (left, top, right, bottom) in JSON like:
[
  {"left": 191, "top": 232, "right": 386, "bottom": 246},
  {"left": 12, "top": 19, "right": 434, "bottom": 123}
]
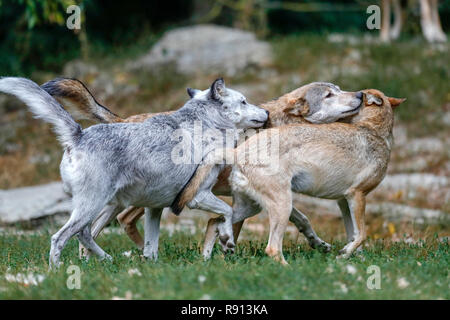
[
  {"left": 0, "top": 77, "right": 82, "bottom": 148},
  {"left": 41, "top": 77, "right": 123, "bottom": 124}
]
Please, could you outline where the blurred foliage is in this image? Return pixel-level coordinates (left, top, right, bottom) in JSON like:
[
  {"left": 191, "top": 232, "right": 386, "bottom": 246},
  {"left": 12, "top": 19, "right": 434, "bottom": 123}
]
[
  {"left": 0, "top": 0, "right": 194, "bottom": 75},
  {"left": 0, "top": 0, "right": 449, "bottom": 76}
]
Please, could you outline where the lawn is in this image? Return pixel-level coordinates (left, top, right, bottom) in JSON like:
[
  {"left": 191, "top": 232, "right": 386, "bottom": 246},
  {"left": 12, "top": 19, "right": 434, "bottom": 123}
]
[
  {"left": 0, "top": 226, "right": 448, "bottom": 300},
  {"left": 0, "top": 33, "right": 448, "bottom": 300}
]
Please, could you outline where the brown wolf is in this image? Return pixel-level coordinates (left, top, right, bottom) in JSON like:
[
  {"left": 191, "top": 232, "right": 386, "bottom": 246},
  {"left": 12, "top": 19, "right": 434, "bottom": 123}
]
[{"left": 174, "top": 89, "right": 405, "bottom": 263}]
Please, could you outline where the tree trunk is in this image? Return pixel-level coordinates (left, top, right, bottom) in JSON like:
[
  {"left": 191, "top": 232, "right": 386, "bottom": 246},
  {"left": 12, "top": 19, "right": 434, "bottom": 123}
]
[{"left": 381, "top": 0, "right": 391, "bottom": 42}]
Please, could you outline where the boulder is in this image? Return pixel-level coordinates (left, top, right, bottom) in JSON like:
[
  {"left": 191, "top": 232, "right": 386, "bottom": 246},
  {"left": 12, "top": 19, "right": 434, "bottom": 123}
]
[
  {"left": 0, "top": 182, "right": 71, "bottom": 224},
  {"left": 129, "top": 24, "right": 273, "bottom": 76},
  {"left": 62, "top": 60, "right": 138, "bottom": 102}
]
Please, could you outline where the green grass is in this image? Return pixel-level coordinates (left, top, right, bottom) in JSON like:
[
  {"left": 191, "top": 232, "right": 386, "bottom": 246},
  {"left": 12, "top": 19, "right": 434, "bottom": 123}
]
[{"left": 0, "top": 229, "right": 448, "bottom": 299}]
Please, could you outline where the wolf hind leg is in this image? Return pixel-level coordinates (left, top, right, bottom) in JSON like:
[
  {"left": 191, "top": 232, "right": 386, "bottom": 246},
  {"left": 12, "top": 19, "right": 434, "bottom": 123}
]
[
  {"left": 77, "top": 225, "right": 112, "bottom": 261},
  {"left": 289, "top": 207, "right": 331, "bottom": 252},
  {"left": 49, "top": 193, "right": 111, "bottom": 270},
  {"left": 189, "top": 190, "right": 235, "bottom": 253},
  {"left": 143, "top": 207, "right": 163, "bottom": 261},
  {"left": 79, "top": 204, "right": 123, "bottom": 259},
  {"left": 337, "top": 191, "right": 367, "bottom": 259}
]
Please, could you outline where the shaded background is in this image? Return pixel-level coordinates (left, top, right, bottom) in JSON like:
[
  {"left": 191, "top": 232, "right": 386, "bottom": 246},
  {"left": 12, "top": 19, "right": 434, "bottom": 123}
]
[{"left": 1, "top": 0, "right": 450, "bottom": 76}]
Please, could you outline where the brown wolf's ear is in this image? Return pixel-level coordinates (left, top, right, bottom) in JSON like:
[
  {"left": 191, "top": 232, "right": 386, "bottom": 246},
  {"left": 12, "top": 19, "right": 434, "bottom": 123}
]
[
  {"left": 388, "top": 97, "right": 406, "bottom": 109},
  {"left": 284, "top": 98, "right": 309, "bottom": 117},
  {"left": 365, "top": 93, "right": 383, "bottom": 106}
]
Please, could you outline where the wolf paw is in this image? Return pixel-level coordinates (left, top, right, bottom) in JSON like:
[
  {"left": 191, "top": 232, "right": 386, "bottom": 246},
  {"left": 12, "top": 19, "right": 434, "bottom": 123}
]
[
  {"left": 219, "top": 234, "right": 235, "bottom": 254},
  {"left": 309, "top": 238, "right": 332, "bottom": 252},
  {"left": 101, "top": 254, "right": 113, "bottom": 262}
]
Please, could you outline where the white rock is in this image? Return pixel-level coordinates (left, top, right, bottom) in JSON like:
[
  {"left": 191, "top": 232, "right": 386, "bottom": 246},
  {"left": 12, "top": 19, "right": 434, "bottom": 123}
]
[
  {"left": 293, "top": 193, "right": 446, "bottom": 223},
  {"left": 130, "top": 25, "right": 273, "bottom": 76},
  {"left": 0, "top": 182, "right": 71, "bottom": 224},
  {"left": 378, "top": 174, "right": 449, "bottom": 192}
]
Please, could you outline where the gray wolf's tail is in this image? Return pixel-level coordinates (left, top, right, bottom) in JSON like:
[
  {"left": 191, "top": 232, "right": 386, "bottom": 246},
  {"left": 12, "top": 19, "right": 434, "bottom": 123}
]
[
  {"left": 0, "top": 77, "right": 82, "bottom": 148},
  {"left": 41, "top": 77, "right": 123, "bottom": 123}
]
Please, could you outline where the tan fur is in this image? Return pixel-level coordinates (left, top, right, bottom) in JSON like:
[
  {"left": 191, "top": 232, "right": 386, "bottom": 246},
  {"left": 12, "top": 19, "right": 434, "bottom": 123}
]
[
  {"left": 122, "top": 111, "right": 173, "bottom": 123},
  {"left": 116, "top": 207, "right": 146, "bottom": 249},
  {"left": 47, "top": 78, "right": 175, "bottom": 124},
  {"left": 225, "top": 89, "right": 404, "bottom": 262},
  {"left": 50, "top": 79, "right": 124, "bottom": 123}
]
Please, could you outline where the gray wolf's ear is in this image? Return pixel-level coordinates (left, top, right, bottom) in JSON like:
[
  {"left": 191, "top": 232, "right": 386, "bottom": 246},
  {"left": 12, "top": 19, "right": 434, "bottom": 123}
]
[
  {"left": 365, "top": 93, "right": 383, "bottom": 106},
  {"left": 210, "top": 78, "right": 226, "bottom": 100},
  {"left": 187, "top": 88, "right": 200, "bottom": 98},
  {"left": 388, "top": 97, "right": 406, "bottom": 109},
  {"left": 284, "top": 97, "right": 309, "bottom": 117}
]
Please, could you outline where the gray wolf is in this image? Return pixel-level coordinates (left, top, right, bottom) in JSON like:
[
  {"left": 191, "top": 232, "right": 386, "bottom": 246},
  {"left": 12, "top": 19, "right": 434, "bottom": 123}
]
[
  {"left": 0, "top": 77, "right": 268, "bottom": 268},
  {"left": 175, "top": 89, "right": 405, "bottom": 263},
  {"left": 42, "top": 79, "right": 364, "bottom": 260}
]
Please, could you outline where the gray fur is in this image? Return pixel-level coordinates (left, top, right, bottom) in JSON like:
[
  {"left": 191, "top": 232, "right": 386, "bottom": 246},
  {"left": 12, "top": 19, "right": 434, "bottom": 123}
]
[
  {"left": 0, "top": 77, "right": 81, "bottom": 148},
  {"left": 302, "top": 82, "right": 362, "bottom": 123},
  {"left": 0, "top": 77, "right": 268, "bottom": 268}
]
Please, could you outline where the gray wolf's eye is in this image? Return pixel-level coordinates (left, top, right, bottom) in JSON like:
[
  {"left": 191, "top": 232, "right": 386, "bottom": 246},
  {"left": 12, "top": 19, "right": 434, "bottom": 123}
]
[
  {"left": 326, "top": 92, "right": 334, "bottom": 98},
  {"left": 242, "top": 100, "right": 247, "bottom": 105}
]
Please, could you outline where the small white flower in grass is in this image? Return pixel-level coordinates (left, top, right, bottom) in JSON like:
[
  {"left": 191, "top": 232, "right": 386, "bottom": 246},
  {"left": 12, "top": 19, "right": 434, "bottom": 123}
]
[
  {"left": 417, "top": 261, "right": 422, "bottom": 266},
  {"left": 346, "top": 265, "right": 357, "bottom": 275},
  {"left": 128, "top": 268, "right": 142, "bottom": 277},
  {"left": 5, "top": 273, "right": 45, "bottom": 286},
  {"left": 325, "top": 265, "right": 333, "bottom": 273},
  {"left": 112, "top": 290, "right": 133, "bottom": 300},
  {"left": 122, "top": 251, "right": 132, "bottom": 257},
  {"left": 397, "top": 277, "right": 410, "bottom": 289},
  {"left": 198, "top": 275, "right": 206, "bottom": 283},
  {"left": 200, "top": 294, "right": 211, "bottom": 300},
  {"left": 334, "top": 282, "right": 348, "bottom": 294}
]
